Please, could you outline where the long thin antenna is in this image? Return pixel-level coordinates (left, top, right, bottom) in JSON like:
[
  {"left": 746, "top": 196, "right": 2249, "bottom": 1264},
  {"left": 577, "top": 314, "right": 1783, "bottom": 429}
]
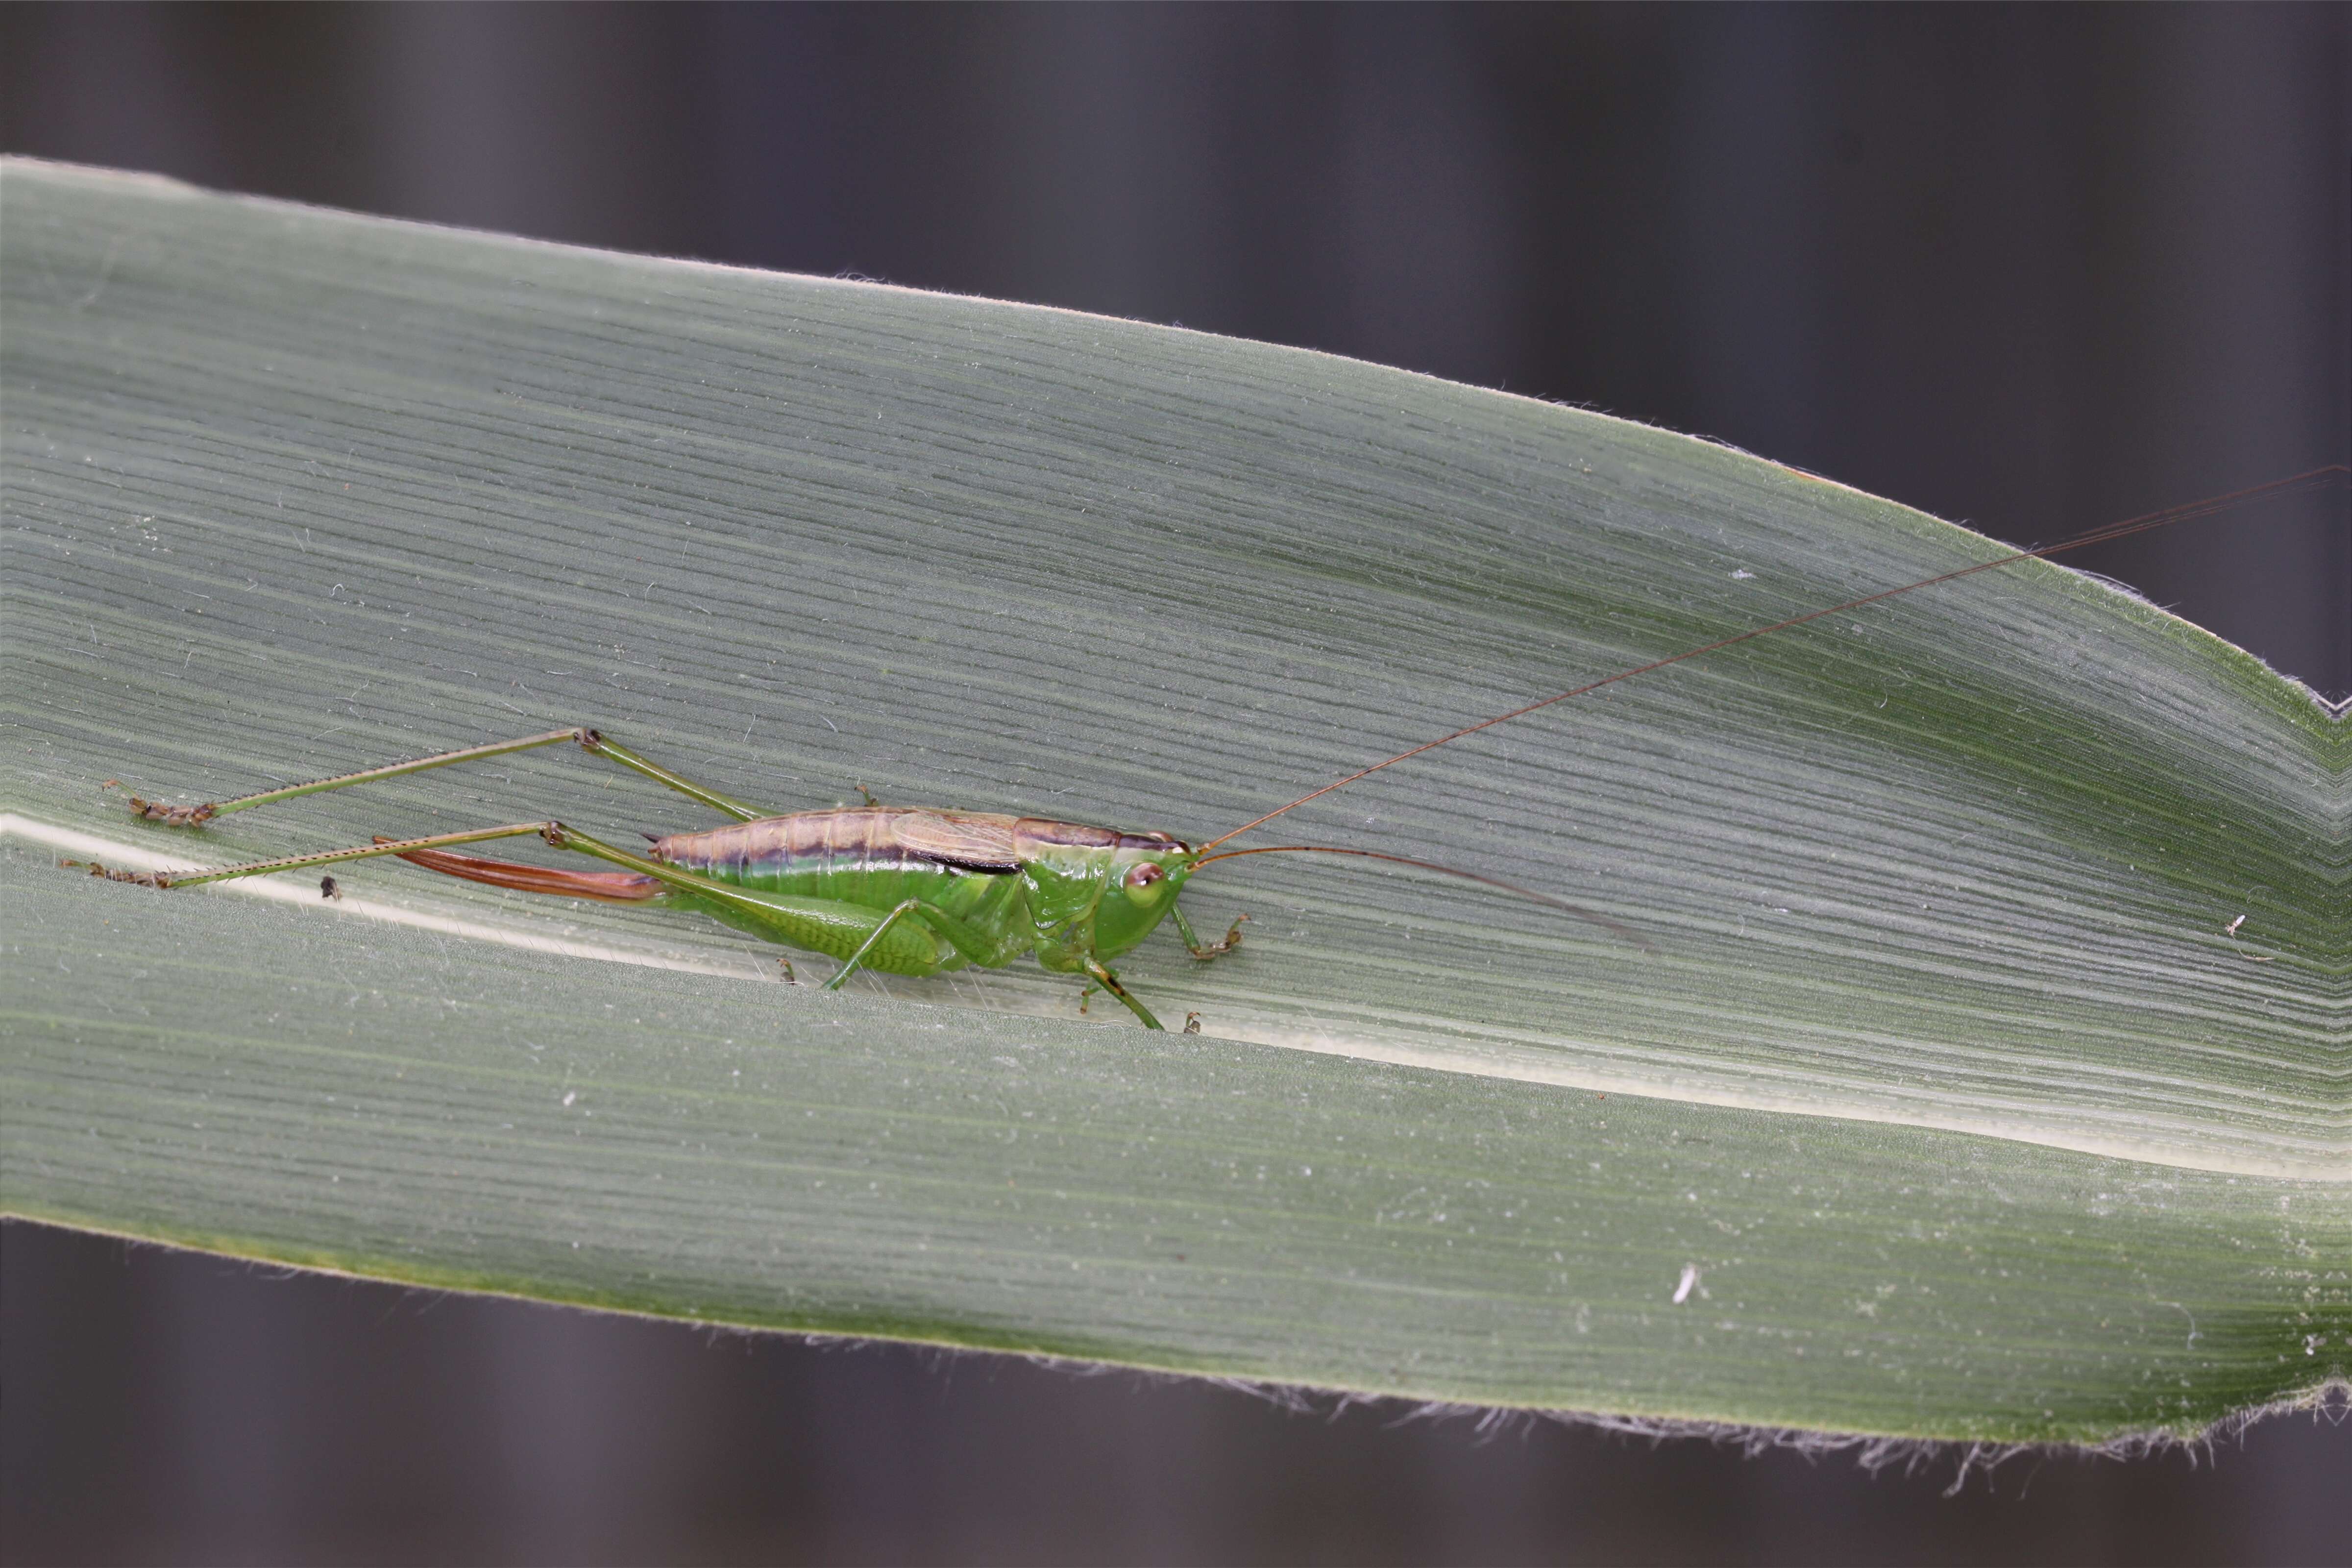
[
  {"left": 1196, "top": 465, "right": 2347, "bottom": 854},
  {"left": 1191, "top": 843, "right": 1655, "bottom": 950}
]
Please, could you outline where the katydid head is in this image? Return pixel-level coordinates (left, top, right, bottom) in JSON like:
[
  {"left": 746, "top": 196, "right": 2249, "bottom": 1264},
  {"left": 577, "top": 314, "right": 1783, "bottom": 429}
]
[
  {"left": 1010, "top": 820, "right": 1200, "bottom": 967},
  {"left": 1086, "top": 836, "right": 1203, "bottom": 957}
]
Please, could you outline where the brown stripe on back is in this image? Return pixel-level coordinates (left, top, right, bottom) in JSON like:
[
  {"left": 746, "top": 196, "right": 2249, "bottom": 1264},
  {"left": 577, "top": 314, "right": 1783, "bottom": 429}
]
[
  {"left": 1012, "top": 818, "right": 1120, "bottom": 852},
  {"left": 892, "top": 809, "right": 1023, "bottom": 870},
  {"left": 655, "top": 808, "right": 1026, "bottom": 877},
  {"left": 1013, "top": 820, "right": 1189, "bottom": 856}
]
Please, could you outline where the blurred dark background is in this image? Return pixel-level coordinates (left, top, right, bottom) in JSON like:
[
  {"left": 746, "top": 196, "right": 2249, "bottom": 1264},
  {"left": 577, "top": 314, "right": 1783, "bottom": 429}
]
[{"left": 3, "top": 4, "right": 2347, "bottom": 1563}]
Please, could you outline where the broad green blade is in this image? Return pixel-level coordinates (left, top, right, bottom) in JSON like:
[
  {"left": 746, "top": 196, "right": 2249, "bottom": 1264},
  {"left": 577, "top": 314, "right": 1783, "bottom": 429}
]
[{"left": 3, "top": 159, "right": 2343, "bottom": 1443}]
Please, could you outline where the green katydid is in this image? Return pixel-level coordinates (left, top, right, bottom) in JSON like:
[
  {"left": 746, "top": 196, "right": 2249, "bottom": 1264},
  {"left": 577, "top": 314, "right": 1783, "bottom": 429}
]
[{"left": 74, "top": 468, "right": 2344, "bottom": 1030}]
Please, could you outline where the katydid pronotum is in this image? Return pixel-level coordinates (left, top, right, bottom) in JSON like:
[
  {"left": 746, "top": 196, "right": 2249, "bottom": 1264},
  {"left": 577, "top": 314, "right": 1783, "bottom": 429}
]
[{"left": 71, "top": 468, "right": 2344, "bottom": 1029}]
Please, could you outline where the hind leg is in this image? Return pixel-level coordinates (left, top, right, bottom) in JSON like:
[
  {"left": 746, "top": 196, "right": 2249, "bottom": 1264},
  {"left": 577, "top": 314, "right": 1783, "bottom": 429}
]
[
  {"left": 125, "top": 727, "right": 772, "bottom": 828},
  {"left": 73, "top": 823, "right": 556, "bottom": 889}
]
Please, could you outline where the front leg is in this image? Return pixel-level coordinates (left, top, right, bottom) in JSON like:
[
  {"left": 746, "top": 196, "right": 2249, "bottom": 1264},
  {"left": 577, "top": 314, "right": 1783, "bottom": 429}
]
[{"left": 1171, "top": 905, "right": 1248, "bottom": 961}]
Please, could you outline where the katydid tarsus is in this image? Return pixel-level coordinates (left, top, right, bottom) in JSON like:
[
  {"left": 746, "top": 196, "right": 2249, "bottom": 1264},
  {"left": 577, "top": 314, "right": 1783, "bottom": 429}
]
[{"left": 74, "top": 467, "right": 2345, "bottom": 1030}]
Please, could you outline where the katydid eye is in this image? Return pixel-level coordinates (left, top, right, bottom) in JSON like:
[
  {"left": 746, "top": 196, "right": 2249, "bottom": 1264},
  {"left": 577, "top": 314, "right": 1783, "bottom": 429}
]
[{"left": 1124, "top": 863, "right": 1165, "bottom": 891}]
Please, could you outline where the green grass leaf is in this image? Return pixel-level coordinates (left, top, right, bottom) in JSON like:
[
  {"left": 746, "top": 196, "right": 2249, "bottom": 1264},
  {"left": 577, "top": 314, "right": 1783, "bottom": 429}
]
[{"left": 4, "top": 159, "right": 2343, "bottom": 1443}]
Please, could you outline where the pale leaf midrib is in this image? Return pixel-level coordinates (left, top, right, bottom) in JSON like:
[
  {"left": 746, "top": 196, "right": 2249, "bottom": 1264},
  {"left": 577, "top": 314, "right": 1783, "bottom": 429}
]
[{"left": 8, "top": 813, "right": 2342, "bottom": 1181}]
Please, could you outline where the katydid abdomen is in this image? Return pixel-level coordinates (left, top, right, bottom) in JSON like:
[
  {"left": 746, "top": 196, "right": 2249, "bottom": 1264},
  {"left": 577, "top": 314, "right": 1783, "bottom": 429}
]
[{"left": 653, "top": 808, "right": 1034, "bottom": 975}]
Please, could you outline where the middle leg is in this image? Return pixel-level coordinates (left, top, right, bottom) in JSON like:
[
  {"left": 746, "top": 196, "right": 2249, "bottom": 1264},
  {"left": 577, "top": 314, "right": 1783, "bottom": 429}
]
[{"left": 1080, "top": 958, "right": 1165, "bottom": 1030}]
